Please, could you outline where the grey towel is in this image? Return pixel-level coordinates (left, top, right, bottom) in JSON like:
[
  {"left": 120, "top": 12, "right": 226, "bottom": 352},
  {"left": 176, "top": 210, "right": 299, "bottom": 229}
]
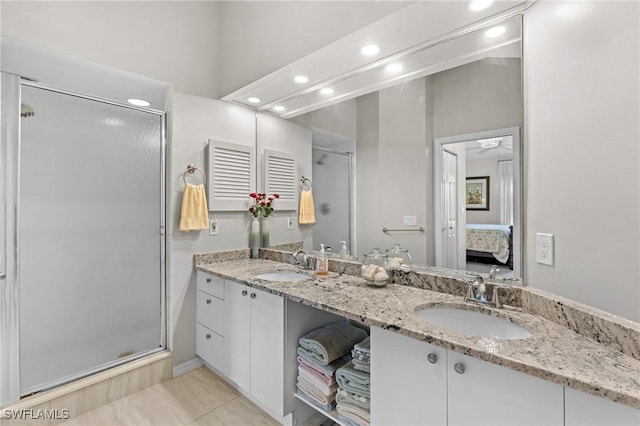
[
  {"left": 352, "top": 358, "right": 370, "bottom": 373},
  {"left": 336, "top": 361, "right": 371, "bottom": 398},
  {"left": 297, "top": 353, "right": 351, "bottom": 377},
  {"left": 337, "top": 388, "right": 370, "bottom": 411},
  {"left": 299, "top": 321, "right": 368, "bottom": 365}
]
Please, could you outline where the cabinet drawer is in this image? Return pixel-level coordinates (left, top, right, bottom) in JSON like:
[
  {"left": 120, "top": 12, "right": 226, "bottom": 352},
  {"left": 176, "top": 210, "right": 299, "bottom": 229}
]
[
  {"left": 197, "top": 290, "right": 224, "bottom": 335},
  {"left": 197, "top": 272, "right": 224, "bottom": 299},
  {"left": 196, "top": 324, "right": 225, "bottom": 372}
]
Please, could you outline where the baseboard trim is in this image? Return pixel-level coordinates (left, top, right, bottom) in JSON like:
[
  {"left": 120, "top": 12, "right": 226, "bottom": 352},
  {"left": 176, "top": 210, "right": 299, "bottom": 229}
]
[{"left": 173, "top": 357, "right": 203, "bottom": 377}]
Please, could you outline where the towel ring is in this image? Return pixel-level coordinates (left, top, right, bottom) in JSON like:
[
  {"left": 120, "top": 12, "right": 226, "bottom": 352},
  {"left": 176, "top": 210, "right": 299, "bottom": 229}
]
[
  {"left": 300, "top": 176, "right": 312, "bottom": 191},
  {"left": 183, "top": 164, "right": 207, "bottom": 185}
]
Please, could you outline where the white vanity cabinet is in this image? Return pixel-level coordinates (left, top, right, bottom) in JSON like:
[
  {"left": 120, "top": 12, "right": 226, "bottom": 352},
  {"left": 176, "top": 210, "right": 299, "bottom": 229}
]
[
  {"left": 370, "top": 326, "right": 447, "bottom": 426},
  {"left": 224, "top": 279, "right": 284, "bottom": 418},
  {"left": 196, "top": 272, "right": 226, "bottom": 373},
  {"left": 371, "top": 326, "right": 564, "bottom": 426},
  {"left": 565, "top": 387, "right": 640, "bottom": 426}
]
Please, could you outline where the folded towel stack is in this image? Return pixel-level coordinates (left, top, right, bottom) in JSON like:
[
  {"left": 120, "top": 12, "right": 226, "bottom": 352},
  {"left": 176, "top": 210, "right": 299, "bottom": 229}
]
[
  {"left": 336, "top": 337, "right": 371, "bottom": 426},
  {"left": 296, "top": 321, "right": 367, "bottom": 412},
  {"left": 351, "top": 337, "right": 370, "bottom": 373}
]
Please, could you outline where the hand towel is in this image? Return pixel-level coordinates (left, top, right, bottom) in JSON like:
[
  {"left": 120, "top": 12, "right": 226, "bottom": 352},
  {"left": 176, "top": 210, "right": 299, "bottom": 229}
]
[
  {"left": 298, "top": 362, "right": 336, "bottom": 386},
  {"left": 179, "top": 183, "right": 209, "bottom": 231},
  {"left": 297, "top": 378, "right": 336, "bottom": 406},
  {"left": 337, "top": 388, "right": 370, "bottom": 411},
  {"left": 296, "top": 389, "right": 335, "bottom": 412},
  {"left": 299, "top": 321, "right": 368, "bottom": 365},
  {"left": 297, "top": 374, "right": 338, "bottom": 397},
  {"left": 352, "top": 337, "right": 371, "bottom": 364},
  {"left": 299, "top": 189, "right": 316, "bottom": 224},
  {"left": 338, "top": 414, "right": 365, "bottom": 426},
  {"left": 336, "top": 361, "right": 371, "bottom": 398},
  {"left": 337, "top": 404, "right": 371, "bottom": 426},
  {"left": 297, "top": 354, "right": 350, "bottom": 378},
  {"left": 352, "top": 358, "right": 370, "bottom": 373}
]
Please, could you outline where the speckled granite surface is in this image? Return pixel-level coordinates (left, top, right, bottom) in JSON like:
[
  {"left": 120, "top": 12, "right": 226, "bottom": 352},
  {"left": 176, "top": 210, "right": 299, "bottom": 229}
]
[{"left": 196, "top": 258, "right": 640, "bottom": 409}]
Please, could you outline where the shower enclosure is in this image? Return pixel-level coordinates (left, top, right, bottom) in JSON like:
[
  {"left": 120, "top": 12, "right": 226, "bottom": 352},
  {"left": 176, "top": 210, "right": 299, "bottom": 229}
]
[{"left": 1, "top": 73, "right": 166, "bottom": 403}]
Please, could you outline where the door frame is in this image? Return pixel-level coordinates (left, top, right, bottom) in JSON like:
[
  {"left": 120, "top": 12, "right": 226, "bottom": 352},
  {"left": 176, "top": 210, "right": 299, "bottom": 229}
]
[
  {"left": 441, "top": 148, "right": 459, "bottom": 270},
  {"left": 433, "top": 127, "right": 521, "bottom": 278}
]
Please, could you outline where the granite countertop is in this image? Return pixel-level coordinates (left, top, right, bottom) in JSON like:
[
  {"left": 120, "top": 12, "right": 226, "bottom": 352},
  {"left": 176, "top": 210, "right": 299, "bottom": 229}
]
[{"left": 196, "top": 258, "right": 640, "bottom": 409}]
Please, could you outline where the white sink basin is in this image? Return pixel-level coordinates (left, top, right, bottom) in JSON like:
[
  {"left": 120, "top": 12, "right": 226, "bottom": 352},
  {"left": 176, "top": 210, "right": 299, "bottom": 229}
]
[
  {"left": 415, "top": 306, "right": 532, "bottom": 340},
  {"left": 254, "top": 270, "right": 312, "bottom": 282}
]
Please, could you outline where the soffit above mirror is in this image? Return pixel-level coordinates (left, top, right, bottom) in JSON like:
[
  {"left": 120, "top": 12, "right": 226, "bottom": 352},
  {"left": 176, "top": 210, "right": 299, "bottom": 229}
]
[{"left": 221, "top": 0, "right": 532, "bottom": 118}]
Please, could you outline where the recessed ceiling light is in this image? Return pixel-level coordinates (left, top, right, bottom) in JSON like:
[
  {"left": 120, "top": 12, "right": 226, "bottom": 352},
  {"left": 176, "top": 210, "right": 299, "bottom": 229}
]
[
  {"left": 485, "top": 26, "right": 506, "bottom": 38},
  {"left": 320, "top": 87, "right": 334, "bottom": 95},
  {"left": 127, "top": 98, "right": 151, "bottom": 107},
  {"left": 294, "top": 75, "right": 309, "bottom": 84},
  {"left": 273, "top": 105, "right": 286, "bottom": 112},
  {"left": 385, "top": 63, "right": 403, "bottom": 73},
  {"left": 247, "top": 97, "right": 261, "bottom": 103},
  {"left": 469, "top": 0, "right": 493, "bottom": 11},
  {"left": 361, "top": 44, "right": 380, "bottom": 56}
]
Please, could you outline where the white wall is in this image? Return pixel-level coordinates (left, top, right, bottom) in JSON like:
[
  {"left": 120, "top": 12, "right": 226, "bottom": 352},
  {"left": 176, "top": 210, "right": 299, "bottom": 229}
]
[
  {"left": 466, "top": 158, "right": 500, "bottom": 224},
  {"left": 1, "top": 1, "right": 221, "bottom": 98},
  {"left": 168, "top": 93, "right": 256, "bottom": 366},
  {"left": 217, "top": 1, "right": 410, "bottom": 95},
  {"left": 524, "top": 1, "right": 640, "bottom": 322}
]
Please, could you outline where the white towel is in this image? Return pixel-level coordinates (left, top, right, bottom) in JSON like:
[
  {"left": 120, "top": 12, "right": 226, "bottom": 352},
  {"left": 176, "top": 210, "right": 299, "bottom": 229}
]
[
  {"left": 299, "top": 190, "right": 316, "bottom": 224},
  {"left": 179, "top": 183, "right": 209, "bottom": 231}
]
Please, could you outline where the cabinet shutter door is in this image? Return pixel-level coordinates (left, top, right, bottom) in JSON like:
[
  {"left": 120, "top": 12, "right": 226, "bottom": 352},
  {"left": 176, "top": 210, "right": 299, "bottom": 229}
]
[
  {"left": 207, "top": 140, "right": 255, "bottom": 211},
  {"left": 264, "top": 149, "right": 296, "bottom": 211}
]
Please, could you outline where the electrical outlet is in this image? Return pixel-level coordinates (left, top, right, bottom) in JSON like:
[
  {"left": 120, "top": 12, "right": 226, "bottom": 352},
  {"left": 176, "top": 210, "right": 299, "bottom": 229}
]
[
  {"left": 287, "top": 216, "right": 294, "bottom": 230},
  {"left": 209, "top": 219, "right": 219, "bottom": 236},
  {"left": 536, "top": 233, "right": 554, "bottom": 265}
]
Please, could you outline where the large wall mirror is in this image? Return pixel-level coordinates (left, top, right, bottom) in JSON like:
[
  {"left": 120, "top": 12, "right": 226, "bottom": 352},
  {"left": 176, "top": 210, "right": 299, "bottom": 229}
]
[{"left": 288, "top": 14, "right": 523, "bottom": 280}]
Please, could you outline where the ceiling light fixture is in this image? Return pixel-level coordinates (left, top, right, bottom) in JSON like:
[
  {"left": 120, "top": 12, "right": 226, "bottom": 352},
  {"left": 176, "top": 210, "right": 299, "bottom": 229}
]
[
  {"left": 320, "top": 87, "right": 334, "bottom": 95},
  {"left": 273, "top": 105, "right": 286, "bottom": 112},
  {"left": 478, "top": 137, "right": 502, "bottom": 149},
  {"left": 485, "top": 26, "right": 506, "bottom": 38},
  {"left": 294, "top": 75, "right": 309, "bottom": 84},
  {"left": 361, "top": 44, "right": 380, "bottom": 56},
  {"left": 469, "top": 0, "right": 493, "bottom": 11},
  {"left": 127, "top": 98, "right": 151, "bottom": 107},
  {"left": 247, "top": 97, "right": 261, "bottom": 104},
  {"left": 385, "top": 63, "right": 403, "bottom": 73}
]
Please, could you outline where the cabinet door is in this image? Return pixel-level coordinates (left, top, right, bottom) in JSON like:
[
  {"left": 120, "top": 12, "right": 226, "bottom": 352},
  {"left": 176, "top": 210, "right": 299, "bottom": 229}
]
[
  {"left": 196, "top": 324, "right": 224, "bottom": 372},
  {"left": 370, "top": 327, "right": 447, "bottom": 426},
  {"left": 565, "top": 387, "right": 640, "bottom": 426},
  {"left": 249, "top": 287, "right": 285, "bottom": 417},
  {"left": 448, "top": 352, "right": 563, "bottom": 426},
  {"left": 224, "top": 280, "right": 251, "bottom": 392}
]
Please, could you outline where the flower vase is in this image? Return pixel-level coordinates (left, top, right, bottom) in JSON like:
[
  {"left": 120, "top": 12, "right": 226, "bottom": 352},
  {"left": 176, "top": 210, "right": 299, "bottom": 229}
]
[
  {"left": 261, "top": 216, "right": 270, "bottom": 248},
  {"left": 250, "top": 217, "right": 260, "bottom": 259}
]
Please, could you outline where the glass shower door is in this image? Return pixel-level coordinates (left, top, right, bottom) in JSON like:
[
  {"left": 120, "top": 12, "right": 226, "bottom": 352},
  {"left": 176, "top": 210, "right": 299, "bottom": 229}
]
[{"left": 18, "top": 84, "right": 164, "bottom": 394}]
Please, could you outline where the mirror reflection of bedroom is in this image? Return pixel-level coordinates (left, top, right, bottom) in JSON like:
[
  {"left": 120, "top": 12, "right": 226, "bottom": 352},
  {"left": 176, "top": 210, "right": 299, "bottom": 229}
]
[{"left": 435, "top": 127, "right": 520, "bottom": 279}]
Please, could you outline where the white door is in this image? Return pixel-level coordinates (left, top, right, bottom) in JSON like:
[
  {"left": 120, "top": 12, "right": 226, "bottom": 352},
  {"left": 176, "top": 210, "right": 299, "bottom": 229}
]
[
  {"left": 224, "top": 280, "right": 251, "bottom": 392},
  {"left": 442, "top": 149, "right": 458, "bottom": 269},
  {"left": 370, "top": 327, "right": 447, "bottom": 426},
  {"left": 448, "top": 352, "right": 564, "bottom": 426},
  {"left": 249, "top": 287, "right": 284, "bottom": 417}
]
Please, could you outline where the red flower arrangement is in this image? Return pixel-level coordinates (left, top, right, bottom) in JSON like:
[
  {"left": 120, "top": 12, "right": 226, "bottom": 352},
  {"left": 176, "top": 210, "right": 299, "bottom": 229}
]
[{"left": 249, "top": 193, "right": 280, "bottom": 217}]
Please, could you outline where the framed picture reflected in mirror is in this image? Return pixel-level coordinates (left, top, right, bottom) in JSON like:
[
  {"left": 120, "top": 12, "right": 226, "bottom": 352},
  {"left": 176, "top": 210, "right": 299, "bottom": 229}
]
[{"left": 466, "top": 176, "right": 489, "bottom": 210}]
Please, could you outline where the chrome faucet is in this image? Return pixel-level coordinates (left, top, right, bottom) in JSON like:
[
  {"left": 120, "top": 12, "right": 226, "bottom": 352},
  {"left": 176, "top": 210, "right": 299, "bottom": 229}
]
[
  {"left": 489, "top": 265, "right": 500, "bottom": 280},
  {"left": 293, "top": 250, "right": 312, "bottom": 270},
  {"left": 464, "top": 274, "right": 503, "bottom": 308}
]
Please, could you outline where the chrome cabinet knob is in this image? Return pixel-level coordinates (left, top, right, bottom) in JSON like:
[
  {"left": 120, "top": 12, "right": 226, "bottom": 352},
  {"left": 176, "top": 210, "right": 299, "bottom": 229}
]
[
  {"left": 205, "top": 333, "right": 211, "bottom": 340},
  {"left": 242, "top": 290, "right": 248, "bottom": 296},
  {"left": 206, "top": 298, "right": 212, "bottom": 304},
  {"left": 250, "top": 293, "right": 256, "bottom": 299},
  {"left": 206, "top": 278, "right": 211, "bottom": 283},
  {"left": 427, "top": 353, "right": 438, "bottom": 364},
  {"left": 454, "top": 362, "right": 466, "bottom": 374}
]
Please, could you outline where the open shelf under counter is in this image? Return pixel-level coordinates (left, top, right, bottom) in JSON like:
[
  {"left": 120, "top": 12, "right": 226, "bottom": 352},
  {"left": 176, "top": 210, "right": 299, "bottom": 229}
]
[{"left": 295, "top": 393, "right": 345, "bottom": 426}]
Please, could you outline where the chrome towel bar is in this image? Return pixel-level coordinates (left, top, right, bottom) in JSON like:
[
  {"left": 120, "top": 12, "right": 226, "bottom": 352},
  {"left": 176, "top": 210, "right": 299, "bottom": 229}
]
[{"left": 382, "top": 227, "right": 425, "bottom": 233}]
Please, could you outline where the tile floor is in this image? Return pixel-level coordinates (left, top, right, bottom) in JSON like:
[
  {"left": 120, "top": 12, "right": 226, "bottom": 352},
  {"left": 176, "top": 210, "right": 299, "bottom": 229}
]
[{"left": 61, "top": 367, "right": 279, "bottom": 426}]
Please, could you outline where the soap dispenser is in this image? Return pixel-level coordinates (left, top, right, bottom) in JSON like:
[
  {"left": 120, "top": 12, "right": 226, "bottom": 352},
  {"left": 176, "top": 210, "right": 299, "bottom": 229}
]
[{"left": 315, "top": 244, "right": 329, "bottom": 276}]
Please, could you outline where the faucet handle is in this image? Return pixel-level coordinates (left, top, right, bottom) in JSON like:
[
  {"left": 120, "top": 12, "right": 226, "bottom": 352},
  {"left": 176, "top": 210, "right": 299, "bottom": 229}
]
[{"left": 492, "top": 287, "right": 503, "bottom": 308}]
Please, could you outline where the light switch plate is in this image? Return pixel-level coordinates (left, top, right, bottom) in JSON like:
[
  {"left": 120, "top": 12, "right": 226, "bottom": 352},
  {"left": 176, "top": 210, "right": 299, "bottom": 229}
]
[
  {"left": 287, "top": 216, "right": 294, "bottom": 230},
  {"left": 403, "top": 215, "right": 417, "bottom": 226},
  {"left": 209, "top": 219, "right": 219, "bottom": 236},
  {"left": 536, "top": 233, "right": 554, "bottom": 265}
]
